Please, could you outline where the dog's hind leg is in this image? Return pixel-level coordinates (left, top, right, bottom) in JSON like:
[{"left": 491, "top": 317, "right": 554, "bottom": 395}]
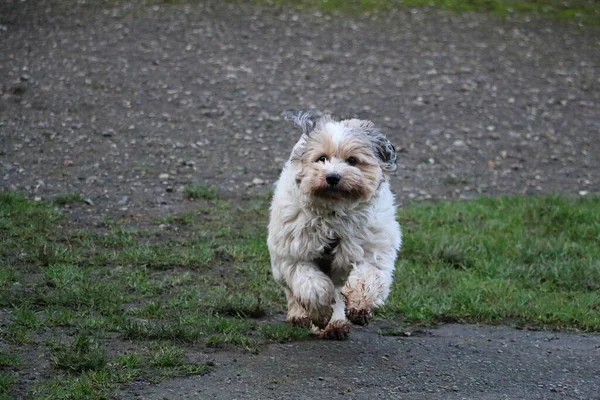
[{"left": 342, "top": 262, "right": 393, "bottom": 326}]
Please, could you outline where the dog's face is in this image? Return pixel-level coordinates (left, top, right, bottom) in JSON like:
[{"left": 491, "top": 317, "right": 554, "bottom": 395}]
[{"left": 284, "top": 110, "right": 397, "bottom": 203}]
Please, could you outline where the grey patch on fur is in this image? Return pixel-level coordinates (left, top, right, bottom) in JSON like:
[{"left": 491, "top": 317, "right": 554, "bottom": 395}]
[
  {"left": 368, "top": 131, "right": 398, "bottom": 172},
  {"left": 283, "top": 109, "right": 321, "bottom": 135}
]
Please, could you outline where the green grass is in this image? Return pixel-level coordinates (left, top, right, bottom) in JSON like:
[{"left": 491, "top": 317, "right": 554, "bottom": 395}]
[
  {"left": 385, "top": 195, "right": 600, "bottom": 330},
  {"left": 49, "top": 333, "right": 108, "bottom": 372},
  {"left": 72, "top": 0, "right": 600, "bottom": 27},
  {"left": 33, "top": 370, "right": 117, "bottom": 400},
  {"left": 53, "top": 193, "right": 84, "bottom": 206},
  {"left": 258, "top": 323, "right": 312, "bottom": 341},
  {"left": 150, "top": 344, "right": 186, "bottom": 367},
  {"left": 0, "top": 352, "right": 22, "bottom": 367},
  {"left": 121, "top": 320, "right": 205, "bottom": 342},
  {"left": 248, "top": 0, "right": 600, "bottom": 24},
  {"left": 1, "top": 190, "right": 599, "bottom": 398},
  {"left": 205, "top": 291, "right": 267, "bottom": 318},
  {"left": 0, "top": 372, "right": 18, "bottom": 395},
  {"left": 184, "top": 184, "right": 220, "bottom": 200}
]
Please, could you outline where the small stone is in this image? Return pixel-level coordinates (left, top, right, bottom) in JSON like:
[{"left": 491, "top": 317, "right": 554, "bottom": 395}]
[
  {"left": 579, "top": 191, "right": 588, "bottom": 196},
  {"left": 453, "top": 140, "right": 465, "bottom": 147},
  {"left": 117, "top": 196, "right": 129, "bottom": 205},
  {"left": 34, "top": 196, "right": 42, "bottom": 202},
  {"left": 166, "top": 186, "right": 173, "bottom": 193},
  {"left": 84, "top": 198, "right": 94, "bottom": 206},
  {"left": 159, "top": 173, "right": 169, "bottom": 180},
  {"left": 252, "top": 178, "right": 265, "bottom": 185},
  {"left": 63, "top": 159, "right": 74, "bottom": 166}
]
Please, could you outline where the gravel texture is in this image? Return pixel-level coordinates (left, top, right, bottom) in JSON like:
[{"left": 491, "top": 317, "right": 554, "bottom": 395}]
[
  {"left": 1, "top": 1, "right": 599, "bottom": 399},
  {"left": 120, "top": 323, "right": 600, "bottom": 400},
  {"left": 1, "top": 0, "right": 599, "bottom": 222}
]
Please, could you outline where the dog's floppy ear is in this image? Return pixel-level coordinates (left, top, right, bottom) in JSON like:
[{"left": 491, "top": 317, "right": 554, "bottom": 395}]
[
  {"left": 369, "top": 131, "right": 398, "bottom": 172},
  {"left": 283, "top": 109, "right": 320, "bottom": 136}
]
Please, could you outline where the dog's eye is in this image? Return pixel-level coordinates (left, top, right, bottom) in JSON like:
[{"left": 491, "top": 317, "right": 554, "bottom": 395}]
[
  {"left": 346, "top": 157, "right": 358, "bottom": 166},
  {"left": 316, "top": 155, "right": 327, "bottom": 163}
]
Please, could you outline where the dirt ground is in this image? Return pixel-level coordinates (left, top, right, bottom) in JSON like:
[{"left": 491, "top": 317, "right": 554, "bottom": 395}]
[
  {"left": 1, "top": 0, "right": 599, "bottom": 399},
  {"left": 120, "top": 323, "right": 600, "bottom": 400}
]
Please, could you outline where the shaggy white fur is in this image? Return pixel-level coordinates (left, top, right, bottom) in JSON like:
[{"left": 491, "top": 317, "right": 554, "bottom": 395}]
[{"left": 267, "top": 110, "right": 402, "bottom": 340}]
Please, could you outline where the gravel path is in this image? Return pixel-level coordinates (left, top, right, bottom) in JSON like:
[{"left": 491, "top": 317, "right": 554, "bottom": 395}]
[
  {"left": 120, "top": 324, "right": 600, "bottom": 400},
  {"left": 1, "top": 1, "right": 599, "bottom": 399}
]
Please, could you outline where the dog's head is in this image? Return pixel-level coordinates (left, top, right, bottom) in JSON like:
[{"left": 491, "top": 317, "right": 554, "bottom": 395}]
[{"left": 284, "top": 109, "right": 397, "bottom": 203}]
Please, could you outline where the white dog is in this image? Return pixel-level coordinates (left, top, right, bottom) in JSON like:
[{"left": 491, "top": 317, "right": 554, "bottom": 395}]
[{"left": 267, "top": 110, "right": 402, "bottom": 340}]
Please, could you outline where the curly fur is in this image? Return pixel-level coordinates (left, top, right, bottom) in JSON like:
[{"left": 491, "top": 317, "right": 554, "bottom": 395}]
[{"left": 267, "top": 110, "right": 402, "bottom": 339}]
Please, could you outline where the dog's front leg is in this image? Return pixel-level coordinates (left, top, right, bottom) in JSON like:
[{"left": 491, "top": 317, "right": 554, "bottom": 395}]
[
  {"left": 343, "top": 262, "right": 393, "bottom": 326},
  {"left": 319, "top": 289, "right": 351, "bottom": 340},
  {"left": 288, "top": 262, "right": 335, "bottom": 329},
  {"left": 283, "top": 287, "right": 311, "bottom": 328}
]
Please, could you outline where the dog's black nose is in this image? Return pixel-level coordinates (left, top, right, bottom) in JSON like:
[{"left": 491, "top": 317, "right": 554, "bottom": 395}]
[{"left": 326, "top": 173, "right": 342, "bottom": 186}]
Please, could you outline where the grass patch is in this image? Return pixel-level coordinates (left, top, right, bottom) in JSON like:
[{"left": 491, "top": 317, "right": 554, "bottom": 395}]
[
  {"left": 205, "top": 332, "right": 260, "bottom": 353},
  {"left": 184, "top": 184, "right": 219, "bottom": 200},
  {"left": 386, "top": 195, "right": 600, "bottom": 331},
  {"left": 248, "top": 0, "right": 600, "bottom": 24},
  {"left": 150, "top": 344, "right": 186, "bottom": 367},
  {"left": 32, "top": 370, "right": 115, "bottom": 400},
  {"left": 53, "top": 193, "right": 84, "bottom": 206},
  {"left": 1, "top": 324, "right": 34, "bottom": 344},
  {"left": 206, "top": 291, "right": 266, "bottom": 318},
  {"left": 258, "top": 323, "right": 312, "bottom": 341},
  {"left": 12, "top": 305, "right": 42, "bottom": 329},
  {"left": 113, "top": 353, "right": 142, "bottom": 370},
  {"left": 203, "top": 317, "right": 260, "bottom": 352},
  {"left": 0, "top": 371, "right": 18, "bottom": 395},
  {"left": 0, "top": 352, "right": 22, "bottom": 367},
  {"left": 49, "top": 333, "right": 108, "bottom": 372},
  {"left": 44, "top": 308, "right": 78, "bottom": 327},
  {"left": 121, "top": 320, "right": 204, "bottom": 342},
  {"left": 2, "top": 190, "right": 599, "bottom": 397}
]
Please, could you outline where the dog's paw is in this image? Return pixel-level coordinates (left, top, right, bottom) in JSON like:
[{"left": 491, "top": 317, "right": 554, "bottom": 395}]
[
  {"left": 319, "top": 320, "right": 351, "bottom": 340},
  {"left": 346, "top": 308, "right": 373, "bottom": 326},
  {"left": 294, "top": 277, "right": 335, "bottom": 329},
  {"left": 306, "top": 304, "right": 333, "bottom": 329},
  {"left": 286, "top": 316, "right": 312, "bottom": 329}
]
